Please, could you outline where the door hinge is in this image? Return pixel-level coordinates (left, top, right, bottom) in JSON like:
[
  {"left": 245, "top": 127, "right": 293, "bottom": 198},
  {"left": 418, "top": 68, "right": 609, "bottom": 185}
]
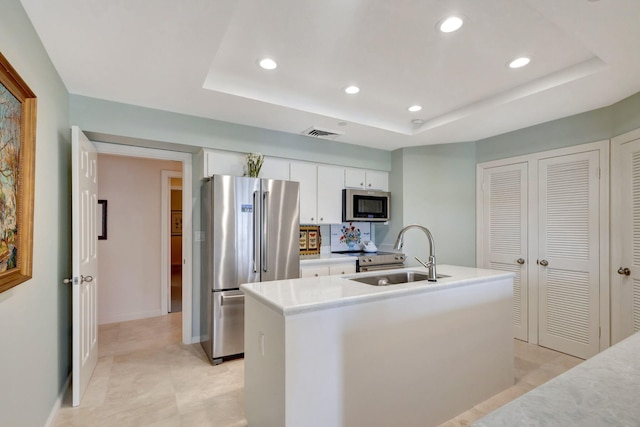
[
  {"left": 599, "top": 326, "right": 601, "bottom": 338},
  {"left": 596, "top": 168, "right": 601, "bottom": 179}
]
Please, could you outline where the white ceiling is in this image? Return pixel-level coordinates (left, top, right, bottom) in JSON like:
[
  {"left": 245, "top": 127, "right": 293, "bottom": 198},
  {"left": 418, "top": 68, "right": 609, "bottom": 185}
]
[{"left": 19, "top": 0, "right": 640, "bottom": 151}]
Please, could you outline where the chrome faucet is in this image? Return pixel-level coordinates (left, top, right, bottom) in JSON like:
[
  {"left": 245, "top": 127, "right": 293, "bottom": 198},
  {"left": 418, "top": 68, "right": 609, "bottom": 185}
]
[{"left": 394, "top": 224, "right": 437, "bottom": 281}]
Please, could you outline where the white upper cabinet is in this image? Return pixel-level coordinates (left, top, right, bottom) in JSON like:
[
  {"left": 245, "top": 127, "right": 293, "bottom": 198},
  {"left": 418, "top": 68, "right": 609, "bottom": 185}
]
[
  {"left": 261, "top": 157, "right": 290, "bottom": 181},
  {"left": 317, "top": 165, "right": 344, "bottom": 224},
  {"left": 345, "top": 168, "right": 389, "bottom": 191},
  {"left": 290, "top": 162, "right": 344, "bottom": 224},
  {"left": 290, "top": 161, "right": 318, "bottom": 224},
  {"left": 201, "top": 150, "right": 245, "bottom": 177}
]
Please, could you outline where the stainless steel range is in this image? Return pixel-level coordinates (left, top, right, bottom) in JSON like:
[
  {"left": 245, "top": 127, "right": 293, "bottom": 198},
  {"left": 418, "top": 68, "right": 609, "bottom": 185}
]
[{"left": 333, "top": 251, "right": 406, "bottom": 272}]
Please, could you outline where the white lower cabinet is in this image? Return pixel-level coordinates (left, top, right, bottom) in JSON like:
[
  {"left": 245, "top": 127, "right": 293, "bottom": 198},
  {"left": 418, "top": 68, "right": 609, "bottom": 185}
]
[
  {"left": 329, "top": 263, "right": 356, "bottom": 275},
  {"left": 300, "top": 259, "right": 356, "bottom": 278},
  {"left": 300, "top": 265, "right": 330, "bottom": 278}
]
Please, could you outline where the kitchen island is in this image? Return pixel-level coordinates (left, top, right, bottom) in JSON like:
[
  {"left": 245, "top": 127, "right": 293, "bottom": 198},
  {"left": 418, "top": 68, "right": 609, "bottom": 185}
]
[{"left": 241, "top": 265, "right": 515, "bottom": 427}]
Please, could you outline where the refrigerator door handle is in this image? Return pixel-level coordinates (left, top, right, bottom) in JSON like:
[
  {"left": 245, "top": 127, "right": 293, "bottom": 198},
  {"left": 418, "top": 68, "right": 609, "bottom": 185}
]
[
  {"left": 220, "top": 293, "right": 245, "bottom": 306},
  {"left": 252, "top": 191, "right": 258, "bottom": 273},
  {"left": 262, "top": 191, "right": 269, "bottom": 272}
]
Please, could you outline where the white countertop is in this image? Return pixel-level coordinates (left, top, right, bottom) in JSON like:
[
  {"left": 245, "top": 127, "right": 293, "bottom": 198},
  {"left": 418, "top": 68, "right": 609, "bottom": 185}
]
[
  {"left": 299, "top": 252, "right": 355, "bottom": 265},
  {"left": 472, "top": 331, "right": 640, "bottom": 426},
  {"left": 240, "top": 265, "right": 514, "bottom": 316}
]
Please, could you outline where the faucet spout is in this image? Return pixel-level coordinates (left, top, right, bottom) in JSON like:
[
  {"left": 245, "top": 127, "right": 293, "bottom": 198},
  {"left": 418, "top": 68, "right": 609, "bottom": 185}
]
[{"left": 394, "top": 224, "right": 437, "bottom": 281}]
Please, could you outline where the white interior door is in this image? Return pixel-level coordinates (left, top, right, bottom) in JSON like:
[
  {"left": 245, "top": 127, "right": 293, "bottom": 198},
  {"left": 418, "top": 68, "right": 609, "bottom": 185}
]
[
  {"left": 537, "top": 150, "right": 600, "bottom": 359},
  {"left": 71, "top": 126, "right": 99, "bottom": 406},
  {"left": 612, "top": 131, "right": 640, "bottom": 343},
  {"left": 480, "top": 162, "right": 529, "bottom": 341}
]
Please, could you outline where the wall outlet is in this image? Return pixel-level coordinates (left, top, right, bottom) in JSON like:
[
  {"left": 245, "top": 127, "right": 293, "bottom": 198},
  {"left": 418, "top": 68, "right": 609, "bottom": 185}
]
[{"left": 195, "top": 231, "right": 205, "bottom": 242}]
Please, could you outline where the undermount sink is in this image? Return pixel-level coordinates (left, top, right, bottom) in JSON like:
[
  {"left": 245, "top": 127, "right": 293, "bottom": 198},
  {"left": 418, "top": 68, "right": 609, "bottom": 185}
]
[{"left": 348, "top": 271, "right": 450, "bottom": 286}]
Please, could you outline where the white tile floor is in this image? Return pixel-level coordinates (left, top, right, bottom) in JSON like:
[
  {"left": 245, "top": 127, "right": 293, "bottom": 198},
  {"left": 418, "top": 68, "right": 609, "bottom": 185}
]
[{"left": 53, "top": 314, "right": 582, "bottom": 427}]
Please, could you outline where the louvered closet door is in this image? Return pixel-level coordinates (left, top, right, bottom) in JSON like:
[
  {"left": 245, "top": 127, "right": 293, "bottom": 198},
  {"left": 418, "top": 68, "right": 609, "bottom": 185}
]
[
  {"left": 614, "top": 136, "right": 640, "bottom": 342},
  {"left": 538, "top": 151, "right": 600, "bottom": 359},
  {"left": 482, "top": 163, "right": 528, "bottom": 341}
]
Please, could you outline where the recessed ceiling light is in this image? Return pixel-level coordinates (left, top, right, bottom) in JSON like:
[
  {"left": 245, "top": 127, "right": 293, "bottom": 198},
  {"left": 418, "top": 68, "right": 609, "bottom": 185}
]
[
  {"left": 439, "top": 16, "right": 464, "bottom": 33},
  {"left": 258, "top": 58, "right": 277, "bottom": 70},
  {"left": 344, "top": 86, "right": 360, "bottom": 94},
  {"left": 508, "top": 57, "right": 530, "bottom": 68},
  {"left": 408, "top": 105, "right": 422, "bottom": 112}
]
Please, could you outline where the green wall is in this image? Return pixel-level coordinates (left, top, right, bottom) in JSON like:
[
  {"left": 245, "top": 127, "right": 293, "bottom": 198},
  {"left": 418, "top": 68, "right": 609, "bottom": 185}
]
[
  {"left": 386, "top": 142, "right": 477, "bottom": 268},
  {"left": 0, "top": 1, "right": 71, "bottom": 426},
  {"left": 476, "top": 91, "right": 640, "bottom": 164},
  {"left": 70, "top": 95, "right": 392, "bottom": 171}
]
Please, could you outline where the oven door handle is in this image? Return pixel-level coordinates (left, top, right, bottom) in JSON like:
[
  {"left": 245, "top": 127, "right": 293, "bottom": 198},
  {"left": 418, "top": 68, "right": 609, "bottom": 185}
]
[{"left": 358, "top": 263, "right": 405, "bottom": 272}]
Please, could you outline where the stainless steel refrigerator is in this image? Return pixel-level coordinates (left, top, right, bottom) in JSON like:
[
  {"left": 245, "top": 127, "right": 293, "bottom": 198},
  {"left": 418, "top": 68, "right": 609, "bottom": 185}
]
[{"left": 200, "top": 175, "right": 300, "bottom": 364}]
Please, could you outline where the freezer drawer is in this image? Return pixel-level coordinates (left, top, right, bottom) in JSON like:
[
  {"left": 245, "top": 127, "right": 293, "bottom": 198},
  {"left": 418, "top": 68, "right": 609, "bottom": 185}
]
[{"left": 212, "top": 289, "right": 245, "bottom": 362}]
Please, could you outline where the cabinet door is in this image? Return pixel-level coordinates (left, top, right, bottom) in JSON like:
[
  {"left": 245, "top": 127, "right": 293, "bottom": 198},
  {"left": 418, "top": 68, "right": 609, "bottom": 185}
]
[
  {"left": 538, "top": 150, "right": 600, "bottom": 359},
  {"left": 480, "top": 162, "right": 528, "bottom": 341},
  {"left": 365, "top": 171, "right": 389, "bottom": 191},
  {"left": 345, "top": 169, "right": 366, "bottom": 188},
  {"left": 329, "top": 263, "right": 356, "bottom": 275},
  {"left": 261, "top": 157, "right": 290, "bottom": 181},
  {"left": 611, "top": 131, "right": 640, "bottom": 343},
  {"left": 290, "top": 162, "right": 317, "bottom": 224},
  {"left": 300, "top": 265, "right": 329, "bottom": 278},
  {"left": 204, "top": 150, "right": 245, "bottom": 177},
  {"left": 345, "top": 169, "right": 389, "bottom": 191},
  {"left": 317, "top": 165, "right": 344, "bottom": 224}
]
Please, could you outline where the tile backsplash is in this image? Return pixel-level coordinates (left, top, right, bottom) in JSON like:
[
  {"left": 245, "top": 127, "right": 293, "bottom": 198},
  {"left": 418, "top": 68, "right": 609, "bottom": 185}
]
[{"left": 330, "top": 222, "right": 371, "bottom": 252}]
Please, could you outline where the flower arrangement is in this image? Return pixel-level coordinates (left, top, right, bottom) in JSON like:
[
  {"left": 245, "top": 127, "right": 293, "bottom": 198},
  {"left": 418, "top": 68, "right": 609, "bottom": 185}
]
[
  {"left": 245, "top": 152, "right": 264, "bottom": 178},
  {"left": 340, "top": 222, "right": 361, "bottom": 249}
]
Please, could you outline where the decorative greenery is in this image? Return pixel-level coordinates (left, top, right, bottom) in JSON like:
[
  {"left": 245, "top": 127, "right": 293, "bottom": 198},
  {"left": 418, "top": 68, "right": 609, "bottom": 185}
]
[
  {"left": 245, "top": 152, "right": 264, "bottom": 178},
  {"left": 340, "top": 222, "right": 361, "bottom": 247}
]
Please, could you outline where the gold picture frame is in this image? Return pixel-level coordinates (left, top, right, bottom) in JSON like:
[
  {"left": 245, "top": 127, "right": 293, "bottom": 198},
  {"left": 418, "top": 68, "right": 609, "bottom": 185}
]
[
  {"left": 299, "top": 225, "right": 321, "bottom": 255},
  {"left": 0, "top": 52, "right": 37, "bottom": 293}
]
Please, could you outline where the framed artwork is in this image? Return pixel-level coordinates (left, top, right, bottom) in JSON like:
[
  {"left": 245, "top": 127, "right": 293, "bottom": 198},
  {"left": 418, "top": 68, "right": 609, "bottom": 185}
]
[
  {"left": 171, "top": 210, "right": 182, "bottom": 236},
  {"left": 299, "top": 225, "right": 321, "bottom": 255},
  {"left": 0, "top": 52, "right": 37, "bottom": 293},
  {"left": 97, "top": 200, "right": 107, "bottom": 240}
]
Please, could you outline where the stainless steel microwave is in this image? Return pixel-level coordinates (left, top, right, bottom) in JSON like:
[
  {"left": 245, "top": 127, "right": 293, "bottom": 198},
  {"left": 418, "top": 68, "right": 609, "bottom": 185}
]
[{"left": 342, "top": 189, "right": 390, "bottom": 222}]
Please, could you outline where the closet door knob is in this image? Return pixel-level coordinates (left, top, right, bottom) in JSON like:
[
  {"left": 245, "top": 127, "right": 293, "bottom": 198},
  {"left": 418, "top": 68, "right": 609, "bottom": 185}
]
[
  {"left": 539, "top": 259, "right": 549, "bottom": 267},
  {"left": 618, "top": 267, "right": 631, "bottom": 276},
  {"left": 516, "top": 258, "right": 525, "bottom": 265}
]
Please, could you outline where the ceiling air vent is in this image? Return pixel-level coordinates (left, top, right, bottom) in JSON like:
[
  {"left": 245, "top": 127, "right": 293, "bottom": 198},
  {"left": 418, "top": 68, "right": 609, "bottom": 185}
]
[{"left": 302, "top": 126, "right": 344, "bottom": 140}]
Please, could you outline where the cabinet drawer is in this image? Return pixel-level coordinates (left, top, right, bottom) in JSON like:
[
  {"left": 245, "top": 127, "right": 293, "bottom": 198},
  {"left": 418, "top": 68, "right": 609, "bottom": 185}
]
[
  {"left": 329, "top": 263, "right": 356, "bottom": 275},
  {"left": 300, "top": 265, "right": 330, "bottom": 278}
]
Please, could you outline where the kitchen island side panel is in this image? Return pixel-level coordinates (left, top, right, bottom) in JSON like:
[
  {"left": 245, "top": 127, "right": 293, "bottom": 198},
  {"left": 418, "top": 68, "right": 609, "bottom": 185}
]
[
  {"left": 244, "top": 296, "right": 286, "bottom": 427},
  {"left": 280, "top": 277, "right": 514, "bottom": 427}
]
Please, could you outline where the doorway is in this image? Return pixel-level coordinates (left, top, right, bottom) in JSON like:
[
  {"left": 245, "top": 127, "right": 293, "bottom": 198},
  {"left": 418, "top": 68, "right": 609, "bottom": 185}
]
[
  {"left": 94, "top": 142, "right": 194, "bottom": 345},
  {"left": 162, "top": 171, "right": 183, "bottom": 313}
]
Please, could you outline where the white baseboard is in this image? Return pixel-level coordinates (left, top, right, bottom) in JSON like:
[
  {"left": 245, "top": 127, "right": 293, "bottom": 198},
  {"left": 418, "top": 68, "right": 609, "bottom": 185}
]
[
  {"left": 45, "top": 374, "right": 71, "bottom": 427},
  {"left": 98, "top": 309, "right": 164, "bottom": 325}
]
